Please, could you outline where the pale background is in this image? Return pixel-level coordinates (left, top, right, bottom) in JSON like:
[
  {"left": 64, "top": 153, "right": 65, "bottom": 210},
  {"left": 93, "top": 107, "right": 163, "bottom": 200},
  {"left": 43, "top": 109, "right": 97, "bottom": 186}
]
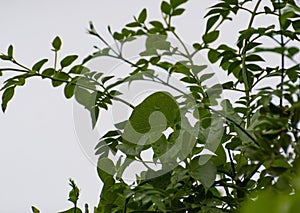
[{"left": 0, "top": 1, "right": 217, "bottom": 212}]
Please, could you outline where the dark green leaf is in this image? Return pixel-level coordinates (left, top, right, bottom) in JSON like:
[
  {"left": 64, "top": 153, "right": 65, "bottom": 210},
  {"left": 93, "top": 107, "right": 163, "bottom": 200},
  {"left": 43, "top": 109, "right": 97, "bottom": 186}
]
[
  {"left": 60, "top": 55, "right": 78, "bottom": 68},
  {"left": 41, "top": 68, "right": 55, "bottom": 78},
  {"left": 32, "top": 59, "right": 48, "bottom": 72},
  {"left": 208, "top": 49, "right": 220, "bottom": 63},
  {"left": 0, "top": 54, "right": 12, "bottom": 60},
  {"left": 126, "top": 22, "right": 142, "bottom": 28},
  {"left": 52, "top": 36, "right": 62, "bottom": 51},
  {"left": 101, "top": 75, "right": 114, "bottom": 84},
  {"left": 138, "top": 8, "right": 147, "bottom": 23},
  {"left": 64, "top": 82, "right": 76, "bottom": 99},
  {"left": 206, "top": 15, "right": 220, "bottom": 33},
  {"left": 246, "top": 54, "right": 265, "bottom": 62},
  {"left": 7, "top": 45, "right": 13, "bottom": 58},
  {"left": 170, "top": 0, "right": 188, "bottom": 9},
  {"left": 149, "top": 21, "right": 164, "bottom": 29},
  {"left": 202, "top": 31, "right": 219, "bottom": 44},
  {"left": 161, "top": 1, "right": 172, "bottom": 15},
  {"left": 1, "top": 86, "right": 15, "bottom": 112},
  {"left": 172, "top": 8, "right": 185, "bottom": 16},
  {"left": 69, "top": 65, "right": 90, "bottom": 74},
  {"left": 31, "top": 206, "right": 40, "bottom": 213},
  {"left": 90, "top": 106, "right": 99, "bottom": 129},
  {"left": 292, "top": 20, "right": 300, "bottom": 30}
]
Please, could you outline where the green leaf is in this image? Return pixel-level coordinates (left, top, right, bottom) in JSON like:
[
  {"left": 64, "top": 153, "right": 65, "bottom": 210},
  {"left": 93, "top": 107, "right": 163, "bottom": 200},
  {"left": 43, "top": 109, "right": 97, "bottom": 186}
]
[
  {"left": 202, "top": 31, "right": 219, "bottom": 44},
  {"left": 0, "top": 55, "right": 12, "bottom": 61},
  {"left": 138, "top": 8, "right": 147, "bottom": 23},
  {"left": 68, "top": 179, "right": 80, "bottom": 205},
  {"left": 97, "top": 157, "right": 116, "bottom": 175},
  {"left": 161, "top": 1, "right": 172, "bottom": 15},
  {"left": 122, "top": 92, "right": 180, "bottom": 146},
  {"left": 41, "top": 68, "right": 55, "bottom": 78},
  {"left": 292, "top": 20, "right": 300, "bottom": 31},
  {"left": 208, "top": 49, "right": 220, "bottom": 63},
  {"left": 149, "top": 21, "right": 164, "bottom": 30},
  {"left": 189, "top": 160, "right": 217, "bottom": 188},
  {"left": 31, "top": 206, "right": 40, "bottom": 213},
  {"left": 246, "top": 54, "right": 265, "bottom": 62},
  {"left": 60, "top": 55, "right": 78, "bottom": 68},
  {"left": 172, "top": 8, "right": 185, "bottom": 16},
  {"left": 32, "top": 59, "right": 48, "bottom": 72},
  {"left": 90, "top": 106, "right": 100, "bottom": 129},
  {"left": 1, "top": 86, "right": 15, "bottom": 112},
  {"left": 64, "top": 82, "right": 76, "bottom": 99},
  {"left": 170, "top": 0, "right": 188, "bottom": 9},
  {"left": 52, "top": 36, "right": 62, "bottom": 51},
  {"left": 206, "top": 15, "right": 220, "bottom": 33},
  {"left": 199, "top": 73, "right": 214, "bottom": 82},
  {"left": 75, "top": 87, "right": 92, "bottom": 109},
  {"left": 7, "top": 45, "right": 13, "bottom": 58}
]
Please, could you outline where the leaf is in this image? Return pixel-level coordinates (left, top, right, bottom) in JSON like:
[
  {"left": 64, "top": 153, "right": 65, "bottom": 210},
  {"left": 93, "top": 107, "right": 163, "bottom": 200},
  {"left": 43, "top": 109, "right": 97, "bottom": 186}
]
[
  {"left": 68, "top": 179, "right": 80, "bottom": 205},
  {"left": 161, "top": 1, "right": 172, "bottom": 15},
  {"left": 60, "top": 55, "right": 78, "bottom": 68},
  {"left": 189, "top": 160, "right": 217, "bottom": 188},
  {"left": 75, "top": 87, "right": 92, "bottom": 109},
  {"left": 64, "top": 82, "right": 76, "bottom": 99},
  {"left": 206, "top": 15, "right": 220, "bottom": 33},
  {"left": 1, "top": 86, "right": 15, "bottom": 112},
  {"left": 199, "top": 73, "right": 214, "bottom": 82},
  {"left": 172, "top": 8, "right": 185, "bottom": 16},
  {"left": 97, "top": 157, "right": 116, "bottom": 175},
  {"left": 32, "top": 59, "right": 48, "bottom": 72},
  {"left": 202, "top": 31, "right": 219, "bottom": 44},
  {"left": 208, "top": 49, "right": 220, "bottom": 63},
  {"left": 245, "top": 54, "right": 265, "bottom": 62},
  {"left": 138, "top": 8, "right": 147, "bottom": 23},
  {"left": 90, "top": 106, "right": 100, "bottom": 129},
  {"left": 7, "top": 45, "right": 13, "bottom": 58},
  {"left": 31, "top": 206, "right": 40, "bottom": 213},
  {"left": 41, "top": 68, "right": 55, "bottom": 78},
  {"left": 170, "top": 0, "right": 188, "bottom": 9},
  {"left": 52, "top": 36, "right": 62, "bottom": 51}
]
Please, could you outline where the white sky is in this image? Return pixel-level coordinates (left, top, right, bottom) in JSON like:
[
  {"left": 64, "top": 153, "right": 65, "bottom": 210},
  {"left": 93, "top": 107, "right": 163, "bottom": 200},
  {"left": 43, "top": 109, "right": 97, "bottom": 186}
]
[{"left": 0, "top": 1, "right": 216, "bottom": 212}]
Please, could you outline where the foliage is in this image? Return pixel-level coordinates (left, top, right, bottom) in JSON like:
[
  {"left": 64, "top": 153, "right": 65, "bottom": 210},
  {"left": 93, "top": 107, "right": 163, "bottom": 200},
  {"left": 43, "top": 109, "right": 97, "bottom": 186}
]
[{"left": 1, "top": 0, "right": 300, "bottom": 212}]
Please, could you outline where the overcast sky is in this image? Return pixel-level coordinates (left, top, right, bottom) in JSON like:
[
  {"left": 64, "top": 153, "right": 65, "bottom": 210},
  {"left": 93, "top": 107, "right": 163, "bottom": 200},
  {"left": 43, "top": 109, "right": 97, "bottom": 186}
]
[{"left": 0, "top": 1, "right": 219, "bottom": 212}]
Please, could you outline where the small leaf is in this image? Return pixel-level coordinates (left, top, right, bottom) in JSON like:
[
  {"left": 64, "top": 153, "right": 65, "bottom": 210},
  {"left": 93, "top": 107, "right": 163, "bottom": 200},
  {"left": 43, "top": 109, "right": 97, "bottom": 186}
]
[
  {"left": 161, "top": 1, "right": 172, "bottom": 15},
  {"left": 1, "top": 86, "right": 15, "bottom": 112},
  {"left": 138, "top": 8, "right": 147, "bottom": 23},
  {"left": 31, "top": 206, "right": 40, "bottom": 213},
  {"left": 101, "top": 75, "right": 114, "bottom": 84},
  {"left": 199, "top": 73, "right": 214, "bottom": 82},
  {"left": 206, "top": 15, "right": 220, "bottom": 33},
  {"left": 246, "top": 54, "right": 265, "bottom": 62},
  {"left": 172, "top": 8, "right": 185, "bottom": 16},
  {"left": 41, "top": 68, "right": 55, "bottom": 78},
  {"left": 170, "top": 0, "right": 188, "bottom": 9},
  {"left": 32, "top": 59, "right": 48, "bottom": 72},
  {"left": 208, "top": 49, "right": 220, "bottom": 63},
  {"left": 0, "top": 55, "right": 12, "bottom": 61},
  {"left": 60, "top": 55, "right": 78, "bottom": 68},
  {"left": 52, "top": 36, "right": 62, "bottom": 51},
  {"left": 64, "top": 82, "right": 76, "bottom": 99},
  {"left": 202, "top": 31, "right": 219, "bottom": 44},
  {"left": 7, "top": 45, "right": 13, "bottom": 58}
]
